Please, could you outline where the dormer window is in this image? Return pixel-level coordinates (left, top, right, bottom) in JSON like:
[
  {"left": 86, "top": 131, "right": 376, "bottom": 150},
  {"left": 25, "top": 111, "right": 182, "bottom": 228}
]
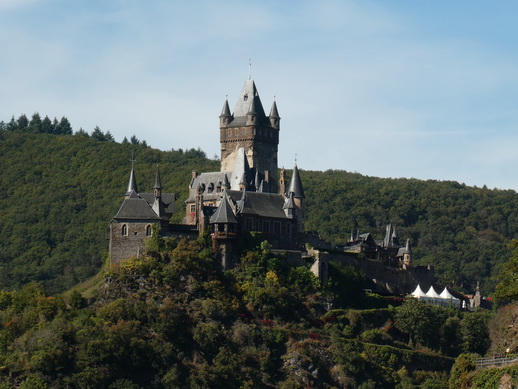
[{"left": 243, "top": 94, "right": 248, "bottom": 101}]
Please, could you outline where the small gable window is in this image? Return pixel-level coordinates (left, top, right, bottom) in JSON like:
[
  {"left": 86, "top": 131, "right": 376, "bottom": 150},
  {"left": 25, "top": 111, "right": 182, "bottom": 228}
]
[
  {"left": 121, "top": 224, "right": 128, "bottom": 236},
  {"left": 146, "top": 225, "right": 152, "bottom": 236}
]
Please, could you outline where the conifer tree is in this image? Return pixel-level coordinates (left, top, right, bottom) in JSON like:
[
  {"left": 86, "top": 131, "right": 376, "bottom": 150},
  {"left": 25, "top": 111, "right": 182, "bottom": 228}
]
[
  {"left": 28, "top": 112, "right": 42, "bottom": 133},
  {"left": 17, "top": 114, "right": 29, "bottom": 132},
  {"left": 57, "top": 116, "right": 72, "bottom": 135},
  {"left": 41, "top": 115, "right": 53, "bottom": 134}
]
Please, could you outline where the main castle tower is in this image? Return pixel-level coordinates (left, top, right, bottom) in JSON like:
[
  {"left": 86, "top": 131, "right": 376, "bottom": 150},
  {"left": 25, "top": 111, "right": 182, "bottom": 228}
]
[{"left": 219, "top": 79, "right": 280, "bottom": 193}]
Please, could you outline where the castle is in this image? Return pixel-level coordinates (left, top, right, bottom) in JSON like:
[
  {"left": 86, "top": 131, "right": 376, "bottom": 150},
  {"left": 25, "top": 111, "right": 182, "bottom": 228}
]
[
  {"left": 109, "top": 78, "right": 305, "bottom": 268},
  {"left": 108, "top": 77, "right": 438, "bottom": 296}
]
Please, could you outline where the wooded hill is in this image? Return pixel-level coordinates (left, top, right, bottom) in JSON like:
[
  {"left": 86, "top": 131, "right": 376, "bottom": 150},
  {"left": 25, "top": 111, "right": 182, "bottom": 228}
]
[{"left": 0, "top": 128, "right": 516, "bottom": 294}]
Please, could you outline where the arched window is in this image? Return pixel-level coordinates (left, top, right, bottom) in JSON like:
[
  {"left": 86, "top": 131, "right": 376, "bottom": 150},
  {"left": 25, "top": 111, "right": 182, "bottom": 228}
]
[
  {"left": 146, "top": 225, "right": 152, "bottom": 236},
  {"left": 121, "top": 224, "right": 128, "bottom": 236}
]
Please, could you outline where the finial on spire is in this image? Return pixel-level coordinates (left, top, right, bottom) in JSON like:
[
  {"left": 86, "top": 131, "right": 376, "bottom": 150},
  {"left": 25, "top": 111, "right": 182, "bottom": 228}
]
[
  {"left": 248, "top": 58, "right": 252, "bottom": 80},
  {"left": 130, "top": 152, "right": 136, "bottom": 168},
  {"left": 295, "top": 153, "right": 298, "bottom": 164}
]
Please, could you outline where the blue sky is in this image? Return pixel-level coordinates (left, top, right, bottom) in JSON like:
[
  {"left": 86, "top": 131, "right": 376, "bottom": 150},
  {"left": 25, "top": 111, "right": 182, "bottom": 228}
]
[{"left": 2, "top": 1, "right": 518, "bottom": 190}]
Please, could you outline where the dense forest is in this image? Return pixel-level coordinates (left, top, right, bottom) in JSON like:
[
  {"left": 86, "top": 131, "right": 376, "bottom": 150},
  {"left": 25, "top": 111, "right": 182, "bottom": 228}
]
[
  {"left": 0, "top": 114, "right": 517, "bottom": 387},
  {"left": 1, "top": 113, "right": 517, "bottom": 294},
  {"left": 0, "top": 236, "right": 498, "bottom": 388}
]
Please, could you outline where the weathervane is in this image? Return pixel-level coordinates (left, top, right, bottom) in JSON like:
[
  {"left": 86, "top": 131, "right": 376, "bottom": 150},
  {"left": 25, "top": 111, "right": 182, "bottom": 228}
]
[{"left": 248, "top": 58, "right": 252, "bottom": 80}]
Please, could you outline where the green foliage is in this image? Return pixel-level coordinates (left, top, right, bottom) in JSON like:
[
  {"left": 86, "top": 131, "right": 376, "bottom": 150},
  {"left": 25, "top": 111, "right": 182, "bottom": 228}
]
[
  {"left": 0, "top": 130, "right": 218, "bottom": 293},
  {"left": 448, "top": 353, "right": 476, "bottom": 389},
  {"left": 494, "top": 239, "right": 518, "bottom": 303},
  {"left": 326, "top": 261, "right": 367, "bottom": 308}
]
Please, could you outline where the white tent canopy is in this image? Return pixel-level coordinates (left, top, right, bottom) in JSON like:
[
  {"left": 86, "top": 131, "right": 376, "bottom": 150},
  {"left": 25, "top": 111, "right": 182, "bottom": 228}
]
[
  {"left": 411, "top": 284, "right": 427, "bottom": 299},
  {"left": 409, "top": 284, "right": 461, "bottom": 308}
]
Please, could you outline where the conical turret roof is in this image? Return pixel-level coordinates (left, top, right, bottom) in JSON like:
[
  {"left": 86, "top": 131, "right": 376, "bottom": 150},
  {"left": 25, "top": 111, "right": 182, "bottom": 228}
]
[
  {"left": 210, "top": 191, "right": 237, "bottom": 224},
  {"left": 233, "top": 79, "right": 267, "bottom": 118},
  {"left": 126, "top": 168, "right": 138, "bottom": 195},
  {"left": 288, "top": 164, "right": 305, "bottom": 199},
  {"left": 154, "top": 165, "right": 162, "bottom": 190},
  {"left": 220, "top": 99, "right": 232, "bottom": 118},
  {"left": 269, "top": 100, "right": 279, "bottom": 118}
]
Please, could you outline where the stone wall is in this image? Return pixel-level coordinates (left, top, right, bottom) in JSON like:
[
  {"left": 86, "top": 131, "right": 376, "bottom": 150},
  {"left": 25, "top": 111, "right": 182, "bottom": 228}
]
[
  {"left": 109, "top": 221, "right": 152, "bottom": 265},
  {"left": 309, "top": 249, "right": 435, "bottom": 295}
]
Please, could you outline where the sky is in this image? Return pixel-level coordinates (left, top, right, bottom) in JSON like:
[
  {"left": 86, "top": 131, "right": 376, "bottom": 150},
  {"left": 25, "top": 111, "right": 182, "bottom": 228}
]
[{"left": 2, "top": 0, "right": 518, "bottom": 190}]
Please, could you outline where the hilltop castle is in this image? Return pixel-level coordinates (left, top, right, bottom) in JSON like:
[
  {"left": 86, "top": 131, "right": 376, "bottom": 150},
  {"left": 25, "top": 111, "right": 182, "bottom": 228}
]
[
  {"left": 108, "top": 77, "right": 435, "bottom": 295},
  {"left": 109, "top": 78, "right": 305, "bottom": 268}
]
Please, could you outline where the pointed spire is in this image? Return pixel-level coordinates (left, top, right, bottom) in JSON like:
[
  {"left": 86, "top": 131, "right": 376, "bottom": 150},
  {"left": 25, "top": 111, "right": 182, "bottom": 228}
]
[
  {"left": 126, "top": 168, "right": 138, "bottom": 196},
  {"left": 405, "top": 238, "right": 412, "bottom": 254},
  {"left": 270, "top": 100, "right": 279, "bottom": 118},
  {"left": 220, "top": 98, "right": 231, "bottom": 117},
  {"left": 269, "top": 100, "right": 280, "bottom": 129},
  {"left": 210, "top": 191, "right": 238, "bottom": 224},
  {"left": 230, "top": 147, "right": 251, "bottom": 190},
  {"left": 154, "top": 165, "right": 162, "bottom": 189},
  {"left": 154, "top": 165, "right": 162, "bottom": 199},
  {"left": 219, "top": 98, "right": 232, "bottom": 127},
  {"left": 288, "top": 164, "right": 305, "bottom": 199},
  {"left": 233, "top": 79, "right": 267, "bottom": 118}
]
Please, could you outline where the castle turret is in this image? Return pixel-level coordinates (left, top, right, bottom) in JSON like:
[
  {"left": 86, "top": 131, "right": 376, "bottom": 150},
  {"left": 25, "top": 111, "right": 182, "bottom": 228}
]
[
  {"left": 269, "top": 100, "right": 280, "bottom": 130},
  {"left": 220, "top": 79, "right": 279, "bottom": 193},
  {"left": 403, "top": 238, "right": 412, "bottom": 269},
  {"left": 126, "top": 168, "right": 138, "bottom": 197},
  {"left": 288, "top": 164, "right": 305, "bottom": 232},
  {"left": 154, "top": 165, "right": 162, "bottom": 199},
  {"left": 219, "top": 99, "right": 232, "bottom": 127}
]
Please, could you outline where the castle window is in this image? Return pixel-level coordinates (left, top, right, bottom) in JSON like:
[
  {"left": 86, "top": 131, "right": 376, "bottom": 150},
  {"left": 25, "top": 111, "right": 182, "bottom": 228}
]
[
  {"left": 262, "top": 221, "right": 270, "bottom": 233},
  {"left": 244, "top": 94, "right": 248, "bottom": 101},
  {"left": 146, "top": 225, "right": 152, "bottom": 236},
  {"left": 190, "top": 204, "right": 196, "bottom": 213},
  {"left": 121, "top": 224, "right": 128, "bottom": 236},
  {"left": 208, "top": 183, "right": 214, "bottom": 193},
  {"left": 274, "top": 221, "right": 281, "bottom": 234}
]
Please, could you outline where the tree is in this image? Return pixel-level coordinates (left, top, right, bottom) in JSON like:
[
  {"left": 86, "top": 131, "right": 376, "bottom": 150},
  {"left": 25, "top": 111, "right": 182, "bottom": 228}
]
[
  {"left": 494, "top": 240, "right": 518, "bottom": 303},
  {"left": 17, "top": 114, "right": 29, "bottom": 132},
  {"left": 41, "top": 116, "right": 53, "bottom": 134},
  {"left": 57, "top": 116, "right": 72, "bottom": 135},
  {"left": 6, "top": 116, "right": 17, "bottom": 131},
  {"left": 28, "top": 113, "right": 42, "bottom": 133},
  {"left": 91, "top": 126, "right": 106, "bottom": 141},
  {"left": 130, "top": 135, "right": 140, "bottom": 145},
  {"left": 75, "top": 127, "right": 89, "bottom": 137}
]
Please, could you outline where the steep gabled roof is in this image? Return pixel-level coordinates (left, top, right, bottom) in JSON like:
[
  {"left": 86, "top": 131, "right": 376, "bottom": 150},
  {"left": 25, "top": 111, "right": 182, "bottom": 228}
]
[
  {"left": 154, "top": 165, "right": 162, "bottom": 189},
  {"left": 230, "top": 190, "right": 289, "bottom": 219},
  {"left": 126, "top": 168, "right": 138, "bottom": 195},
  {"left": 113, "top": 195, "right": 162, "bottom": 221},
  {"left": 233, "top": 79, "right": 267, "bottom": 118},
  {"left": 288, "top": 164, "right": 305, "bottom": 199},
  {"left": 210, "top": 191, "right": 238, "bottom": 224}
]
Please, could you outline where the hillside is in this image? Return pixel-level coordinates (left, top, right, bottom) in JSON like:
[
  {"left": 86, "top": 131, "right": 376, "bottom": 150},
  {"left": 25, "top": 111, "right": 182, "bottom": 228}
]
[
  {"left": 0, "top": 239, "right": 493, "bottom": 388},
  {"left": 0, "top": 130, "right": 517, "bottom": 293}
]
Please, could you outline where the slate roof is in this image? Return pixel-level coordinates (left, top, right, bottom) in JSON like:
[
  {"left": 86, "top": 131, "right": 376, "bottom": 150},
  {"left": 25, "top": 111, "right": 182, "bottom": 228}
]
[
  {"left": 233, "top": 79, "right": 267, "bottom": 118},
  {"left": 288, "top": 165, "right": 305, "bottom": 199},
  {"left": 187, "top": 172, "right": 230, "bottom": 202},
  {"left": 126, "top": 168, "right": 138, "bottom": 195},
  {"left": 209, "top": 191, "right": 238, "bottom": 224},
  {"left": 139, "top": 193, "right": 176, "bottom": 214},
  {"left": 113, "top": 194, "right": 163, "bottom": 221},
  {"left": 227, "top": 190, "right": 289, "bottom": 219}
]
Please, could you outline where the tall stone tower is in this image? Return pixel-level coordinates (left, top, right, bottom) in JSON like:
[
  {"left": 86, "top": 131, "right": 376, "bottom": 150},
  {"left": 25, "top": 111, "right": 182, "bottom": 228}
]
[{"left": 219, "top": 79, "right": 280, "bottom": 193}]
